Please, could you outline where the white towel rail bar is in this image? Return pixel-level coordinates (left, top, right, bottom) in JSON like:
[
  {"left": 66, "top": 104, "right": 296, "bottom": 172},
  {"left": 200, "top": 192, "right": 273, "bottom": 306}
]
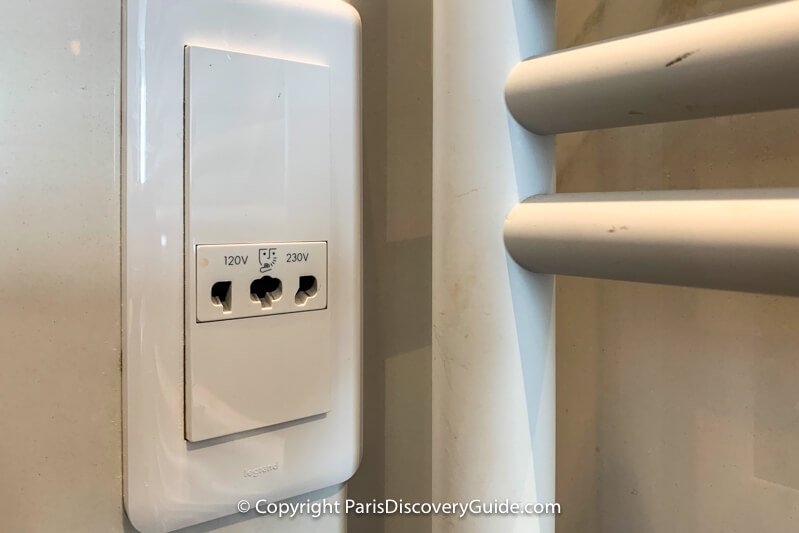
[
  {"left": 505, "top": 1, "right": 799, "bottom": 134},
  {"left": 504, "top": 189, "right": 799, "bottom": 295}
]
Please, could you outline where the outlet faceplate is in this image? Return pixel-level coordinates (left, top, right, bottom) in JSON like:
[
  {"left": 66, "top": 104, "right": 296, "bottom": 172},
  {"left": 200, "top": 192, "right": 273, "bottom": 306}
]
[
  {"left": 182, "top": 45, "right": 340, "bottom": 443},
  {"left": 123, "top": 1, "right": 361, "bottom": 530},
  {"left": 196, "top": 242, "right": 327, "bottom": 322}
]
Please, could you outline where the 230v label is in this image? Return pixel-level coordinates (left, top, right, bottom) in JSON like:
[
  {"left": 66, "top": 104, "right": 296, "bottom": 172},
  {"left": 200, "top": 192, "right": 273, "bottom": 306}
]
[{"left": 286, "top": 252, "right": 309, "bottom": 262}]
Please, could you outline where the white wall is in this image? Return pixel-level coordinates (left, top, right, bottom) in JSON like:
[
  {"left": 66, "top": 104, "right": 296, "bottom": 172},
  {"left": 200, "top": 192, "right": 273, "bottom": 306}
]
[{"left": 432, "top": 1, "right": 556, "bottom": 532}]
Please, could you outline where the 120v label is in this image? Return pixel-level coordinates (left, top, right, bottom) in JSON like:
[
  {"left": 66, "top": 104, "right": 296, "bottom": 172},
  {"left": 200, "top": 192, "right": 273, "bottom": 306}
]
[{"left": 224, "top": 255, "right": 248, "bottom": 266}]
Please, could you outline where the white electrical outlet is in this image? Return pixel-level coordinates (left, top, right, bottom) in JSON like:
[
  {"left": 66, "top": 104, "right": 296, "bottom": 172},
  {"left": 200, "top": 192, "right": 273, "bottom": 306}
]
[
  {"left": 123, "top": 1, "right": 361, "bottom": 531},
  {"left": 196, "top": 242, "right": 327, "bottom": 322}
]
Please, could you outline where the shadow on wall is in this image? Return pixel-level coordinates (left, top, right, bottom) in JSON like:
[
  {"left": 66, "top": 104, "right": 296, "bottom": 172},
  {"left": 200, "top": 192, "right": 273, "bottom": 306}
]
[{"left": 344, "top": 1, "right": 433, "bottom": 533}]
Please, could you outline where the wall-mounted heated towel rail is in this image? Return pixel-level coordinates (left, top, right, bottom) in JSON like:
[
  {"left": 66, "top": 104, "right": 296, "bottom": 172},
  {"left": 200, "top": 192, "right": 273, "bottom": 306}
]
[
  {"left": 504, "top": 189, "right": 799, "bottom": 295},
  {"left": 505, "top": 0, "right": 799, "bottom": 134},
  {"left": 503, "top": 1, "right": 799, "bottom": 296}
]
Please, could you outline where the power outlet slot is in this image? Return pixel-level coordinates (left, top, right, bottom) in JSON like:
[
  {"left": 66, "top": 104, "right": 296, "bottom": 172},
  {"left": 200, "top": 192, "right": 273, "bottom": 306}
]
[{"left": 210, "top": 281, "right": 232, "bottom": 312}]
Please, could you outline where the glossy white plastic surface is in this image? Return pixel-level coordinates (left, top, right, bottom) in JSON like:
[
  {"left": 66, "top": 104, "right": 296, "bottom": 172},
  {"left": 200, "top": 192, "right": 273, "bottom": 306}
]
[
  {"left": 188, "top": 241, "right": 331, "bottom": 442},
  {"left": 123, "top": 0, "right": 361, "bottom": 531}
]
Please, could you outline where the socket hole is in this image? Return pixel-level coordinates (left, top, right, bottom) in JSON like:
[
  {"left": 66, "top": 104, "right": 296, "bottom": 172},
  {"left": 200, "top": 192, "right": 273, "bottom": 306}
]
[
  {"left": 295, "top": 275, "right": 318, "bottom": 306},
  {"left": 250, "top": 276, "right": 282, "bottom": 309},
  {"left": 211, "top": 281, "right": 232, "bottom": 312}
]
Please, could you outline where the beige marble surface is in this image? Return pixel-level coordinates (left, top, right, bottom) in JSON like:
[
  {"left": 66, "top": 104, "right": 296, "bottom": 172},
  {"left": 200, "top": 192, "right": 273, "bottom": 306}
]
[
  {"left": 555, "top": 1, "right": 799, "bottom": 531},
  {"left": 0, "top": 0, "right": 123, "bottom": 531}
]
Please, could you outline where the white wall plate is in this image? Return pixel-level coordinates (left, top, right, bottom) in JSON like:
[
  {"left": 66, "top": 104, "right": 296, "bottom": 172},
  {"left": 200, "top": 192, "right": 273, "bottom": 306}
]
[{"left": 123, "top": 1, "right": 361, "bottom": 531}]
